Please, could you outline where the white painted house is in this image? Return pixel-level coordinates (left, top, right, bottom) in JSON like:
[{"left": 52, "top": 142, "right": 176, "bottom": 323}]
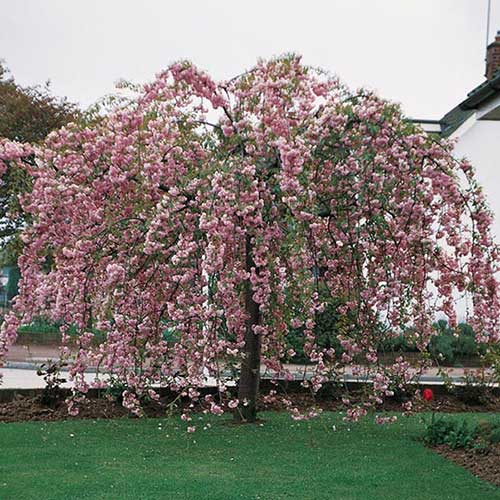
[{"left": 413, "top": 31, "right": 500, "bottom": 240}]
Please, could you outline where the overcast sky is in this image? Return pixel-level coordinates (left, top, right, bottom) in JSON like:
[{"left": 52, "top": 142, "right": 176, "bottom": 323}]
[{"left": 2, "top": 0, "right": 500, "bottom": 119}]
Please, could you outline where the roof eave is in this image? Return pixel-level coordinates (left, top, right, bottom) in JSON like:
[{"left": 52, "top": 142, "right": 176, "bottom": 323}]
[{"left": 459, "top": 73, "right": 500, "bottom": 110}]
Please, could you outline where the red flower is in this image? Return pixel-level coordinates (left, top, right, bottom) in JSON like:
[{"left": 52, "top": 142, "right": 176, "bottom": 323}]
[{"left": 423, "top": 388, "right": 434, "bottom": 401}]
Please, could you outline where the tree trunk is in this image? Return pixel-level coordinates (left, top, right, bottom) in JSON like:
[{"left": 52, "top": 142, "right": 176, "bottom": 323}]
[{"left": 235, "top": 234, "right": 261, "bottom": 422}]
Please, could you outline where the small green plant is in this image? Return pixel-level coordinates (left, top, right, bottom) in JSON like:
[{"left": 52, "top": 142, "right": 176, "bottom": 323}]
[
  {"left": 36, "top": 360, "right": 67, "bottom": 407},
  {"left": 444, "top": 420, "right": 475, "bottom": 449},
  {"left": 475, "top": 419, "right": 500, "bottom": 446},
  {"left": 422, "top": 415, "right": 475, "bottom": 449},
  {"left": 490, "top": 426, "right": 500, "bottom": 444},
  {"left": 422, "top": 414, "right": 456, "bottom": 446},
  {"left": 423, "top": 416, "right": 500, "bottom": 452},
  {"left": 105, "top": 377, "right": 129, "bottom": 405}
]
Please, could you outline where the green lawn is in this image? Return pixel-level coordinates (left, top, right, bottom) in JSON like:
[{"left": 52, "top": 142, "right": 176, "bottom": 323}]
[{"left": 0, "top": 412, "right": 498, "bottom": 500}]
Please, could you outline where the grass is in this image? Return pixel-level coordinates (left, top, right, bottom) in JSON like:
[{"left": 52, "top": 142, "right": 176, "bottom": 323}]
[{"left": 0, "top": 412, "right": 498, "bottom": 499}]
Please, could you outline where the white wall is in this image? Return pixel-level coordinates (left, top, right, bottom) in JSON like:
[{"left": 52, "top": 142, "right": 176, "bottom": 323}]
[{"left": 453, "top": 118, "right": 500, "bottom": 241}]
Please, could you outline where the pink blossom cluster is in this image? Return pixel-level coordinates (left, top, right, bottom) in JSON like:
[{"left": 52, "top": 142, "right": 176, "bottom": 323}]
[
  {"left": 0, "top": 56, "right": 499, "bottom": 423},
  {"left": 0, "top": 140, "right": 33, "bottom": 176}
]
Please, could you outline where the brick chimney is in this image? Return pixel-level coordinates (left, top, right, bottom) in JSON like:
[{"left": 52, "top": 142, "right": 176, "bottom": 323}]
[{"left": 486, "top": 30, "right": 500, "bottom": 80}]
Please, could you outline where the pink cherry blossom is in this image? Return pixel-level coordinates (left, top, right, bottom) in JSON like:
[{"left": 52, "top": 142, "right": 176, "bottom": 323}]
[{"left": 0, "top": 55, "right": 498, "bottom": 425}]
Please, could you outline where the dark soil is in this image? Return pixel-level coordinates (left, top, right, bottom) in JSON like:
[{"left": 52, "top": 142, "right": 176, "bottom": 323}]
[
  {"left": 0, "top": 394, "right": 169, "bottom": 423},
  {"left": 433, "top": 444, "right": 500, "bottom": 487},
  {"left": 1, "top": 389, "right": 499, "bottom": 423},
  {"left": 392, "top": 392, "right": 500, "bottom": 414},
  {"left": 261, "top": 388, "right": 500, "bottom": 414}
]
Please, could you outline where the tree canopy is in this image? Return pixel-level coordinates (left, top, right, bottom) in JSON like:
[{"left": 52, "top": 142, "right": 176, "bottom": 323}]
[{"left": 1, "top": 56, "right": 498, "bottom": 423}]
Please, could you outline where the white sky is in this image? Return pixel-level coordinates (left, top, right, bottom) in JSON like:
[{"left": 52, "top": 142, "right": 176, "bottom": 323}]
[{"left": 1, "top": 0, "right": 500, "bottom": 119}]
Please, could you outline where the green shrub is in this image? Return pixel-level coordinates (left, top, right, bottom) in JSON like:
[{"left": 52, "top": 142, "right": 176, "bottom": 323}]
[
  {"left": 286, "top": 300, "right": 345, "bottom": 364},
  {"left": 422, "top": 415, "right": 457, "bottom": 446},
  {"left": 426, "top": 321, "right": 484, "bottom": 366},
  {"left": 444, "top": 420, "right": 475, "bottom": 449},
  {"left": 422, "top": 415, "right": 475, "bottom": 449},
  {"left": 476, "top": 419, "right": 500, "bottom": 445},
  {"left": 5, "top": 265, "right": 20, "bottom": 300},
  {"left": 490, "top": 427, "right": 500, "bottom": 444},
  {"left": 16, "top": 316, "right": 106, "bottom": 343},
  {"left": 379, "top": 333, "right": 416, "bottom": 353},
  {"left": 429, "top": 333, "right": 455, "bottom": 365},
  {"left": 285, "top": 311, "right": 484, "bottom": 366},
  {"left": 453, "top": 373, "right": 491, "bottom": 406},
  {"left": 36, "top": 360, "right": 68, "bottom": 407},
  {"left": 475, "top": 420, "right": 493, "bottom": 441},
  {"left": 453, "top": 324, "right": 475, "bottom": 357},
  {"left": 423, "top": 416, "right": 500, "bottom": 451}
]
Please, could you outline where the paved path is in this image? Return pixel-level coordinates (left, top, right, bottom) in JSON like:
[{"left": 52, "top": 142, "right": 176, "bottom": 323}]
[
  {"left": 0, "top": 367, "right": 99, "bottom": 389},
  {"left": 1, "top": 366, "right": 485, "bottom": 390},
  {"left": 1, "top": 342, "right": 492, "bottom": 390}
]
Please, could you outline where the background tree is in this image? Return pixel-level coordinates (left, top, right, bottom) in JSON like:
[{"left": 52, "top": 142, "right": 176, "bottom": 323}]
[
  {"left": 0, "top": 56, "right": 498, "bottom": 424},
  {"left": 0, "top": 61, "right": 78, "bottom": 266}
]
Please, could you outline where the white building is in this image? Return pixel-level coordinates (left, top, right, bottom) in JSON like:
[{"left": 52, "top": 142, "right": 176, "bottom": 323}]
[{"left": 413, "top": 31, "right": 500, "bottom": 240}]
